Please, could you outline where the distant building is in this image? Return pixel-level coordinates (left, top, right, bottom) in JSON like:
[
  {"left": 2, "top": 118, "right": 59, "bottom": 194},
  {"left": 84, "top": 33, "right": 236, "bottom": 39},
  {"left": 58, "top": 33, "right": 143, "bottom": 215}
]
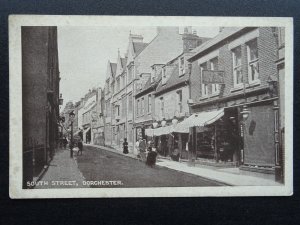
[
  {"left": 92, "top": 87, "right": 105, "bottom": 146},
  {"left": 22, "top": 26, "right": 60, "bottom": 187},
  {"left": 104, "top": 61, "right": 117, "bottom": 147},
  {"left": 81, "top": 89, "right": 97, "bottom": 143},
  {"left": 61, "top": 101, "right": 75, "bottom": 137}
]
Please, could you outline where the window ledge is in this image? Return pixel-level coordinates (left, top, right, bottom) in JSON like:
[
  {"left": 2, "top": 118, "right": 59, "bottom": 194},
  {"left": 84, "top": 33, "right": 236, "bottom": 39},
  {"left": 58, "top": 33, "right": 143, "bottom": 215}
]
[
  {"left": 210, "top": 92, "right": 220, "bottom": 98},
  {"left": 199, "top": 96, "right": 208, "bottom": 101},
  {"left": 247, "top": 80, "right": 261, "bottom": 88},
  {"left": 230, "top": 85, "right": 244, "bottom": 93},
  {"left": 179, "top": 72, "right": 185, "bottom": 77}
]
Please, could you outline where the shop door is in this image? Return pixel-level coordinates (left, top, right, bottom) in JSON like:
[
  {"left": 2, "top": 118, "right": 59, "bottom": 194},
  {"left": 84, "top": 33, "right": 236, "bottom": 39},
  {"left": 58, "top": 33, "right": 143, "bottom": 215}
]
[{"left": 243, "top": 104, "right": 275, "bottom": 166}]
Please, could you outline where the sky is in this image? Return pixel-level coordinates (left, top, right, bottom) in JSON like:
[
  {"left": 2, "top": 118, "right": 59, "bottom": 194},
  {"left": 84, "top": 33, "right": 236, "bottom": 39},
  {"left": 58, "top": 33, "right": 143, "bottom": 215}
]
[{"left": 58, "top": 26, "right": 220, "bottom": 110}]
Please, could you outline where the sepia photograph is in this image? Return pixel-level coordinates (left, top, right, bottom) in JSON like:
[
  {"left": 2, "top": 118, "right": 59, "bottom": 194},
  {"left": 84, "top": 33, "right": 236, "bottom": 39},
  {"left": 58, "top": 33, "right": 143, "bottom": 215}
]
[{"left": 9, "top": 15, "right": 293, "bottom": 198}]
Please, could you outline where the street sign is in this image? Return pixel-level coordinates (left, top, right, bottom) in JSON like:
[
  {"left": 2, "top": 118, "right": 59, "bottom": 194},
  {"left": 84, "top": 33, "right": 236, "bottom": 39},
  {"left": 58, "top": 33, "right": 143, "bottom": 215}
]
[{"left": 202, "top": 70, "right": 225, "bottom": 84}]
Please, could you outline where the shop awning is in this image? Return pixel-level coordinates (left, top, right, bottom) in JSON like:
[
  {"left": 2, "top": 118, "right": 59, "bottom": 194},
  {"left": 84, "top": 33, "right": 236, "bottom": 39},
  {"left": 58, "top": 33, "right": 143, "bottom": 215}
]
[
  {"left": 145, "top": 123, "right": 189, "bottom": 137},
  {"left": 74, "top": 130, "right": 81, "bottom": 136},
  {"left": 176, "top": 108, "right": 224, "bottom": 130},
  {"left": 83, "top": 127, "right": 91, "bottom": 135}
]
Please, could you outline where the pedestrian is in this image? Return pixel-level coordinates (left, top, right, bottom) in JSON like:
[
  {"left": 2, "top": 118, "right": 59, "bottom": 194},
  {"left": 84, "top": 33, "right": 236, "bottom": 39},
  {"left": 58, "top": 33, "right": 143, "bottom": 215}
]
[
  {"left": 77, "top": 138, "right": 83, "bottom": 156},
  {"left": 135, "top": 139, "right": 140, "bottom": 156},
  {"left": 63, "top": 136, "right": 68, "bottom": 149},
  {"left": 123, "top": 138, "right": 128, "bottom": 154},
  {"left": 146, "top": 147, "right": 157, "bottom": 168},
  {"left": 139, "top": 139, "right": 147, "bottom": 161}
]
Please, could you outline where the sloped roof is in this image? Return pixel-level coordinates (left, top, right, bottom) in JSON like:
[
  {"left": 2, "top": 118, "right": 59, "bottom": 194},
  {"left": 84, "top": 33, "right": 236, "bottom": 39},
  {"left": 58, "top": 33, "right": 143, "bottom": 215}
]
[
  {"left": 110, "top": 63, "right": 117, "bottom": 77},
  {"left": 188, "top": 27, "right": 248, "bottom": 61},
  {"left": 133, "top": 42, "right": 148, "bottom": 55},
  {"left": 155, "top": 65, "right": 189, "bottom": 95}
]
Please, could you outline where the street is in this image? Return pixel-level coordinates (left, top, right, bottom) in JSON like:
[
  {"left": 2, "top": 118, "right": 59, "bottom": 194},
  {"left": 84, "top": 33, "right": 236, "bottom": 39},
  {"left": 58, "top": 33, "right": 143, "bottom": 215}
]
[{"left": 76, "top": 145, "right": 224, "bottom": 188}]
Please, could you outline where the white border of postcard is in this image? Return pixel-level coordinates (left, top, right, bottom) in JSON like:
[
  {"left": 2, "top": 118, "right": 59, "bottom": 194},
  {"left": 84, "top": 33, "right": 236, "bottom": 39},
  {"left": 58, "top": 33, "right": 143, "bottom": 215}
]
[{"left": 9, "top": 15, "right": 293, "bottom": 198}]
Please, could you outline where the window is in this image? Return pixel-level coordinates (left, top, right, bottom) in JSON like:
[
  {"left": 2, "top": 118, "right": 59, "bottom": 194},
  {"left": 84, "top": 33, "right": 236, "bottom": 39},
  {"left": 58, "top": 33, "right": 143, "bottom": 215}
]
[
  {"left": 232, "top": 46, "right": 243, "bottom": 87},
  {"left": 106, "top": 101, "right": 110, "bottom": 116},
  {"left": 128, "top": 93, "right": 133, "bottom": 113},
  {"left": 179, "top": 57, "right": 185, "bottom": 76},
  {"left": 278, "top": 27, "right": 285, "bottom": 48},
  {"left": 136, "top": 99, "right": 140, "bottom": 117},
  {"left": 177, "top": 90, "right": 183, "bottom": 113},
  {"left": 116, "top": 105, "right": 120, "bottom": 117},
  {"left": 122, "top": 96, "right": 126, "bottom": 117},
  {"left": 200, "top": 63, "right": 208, "bottom": 97},
  {"left": 162, "top": 68, "right": 167, "bottom": 85},
  {"left": 160, "top": 97, "right": 164, "bottom": 117},
  {"left": 117, "top": 78, "right": 120, "bottom": 91},
  {"left": 247, "top": 39, "right": 259, "bottom": 84},
  {"left": 111, "top": 83, "right": 114, "bottom": 94},
  {"left": 148, "top": 94, "right": 151, "bottom": 113},
  {"left": 112, "top": 103, "right": 115, "bottom": 119},
  {"left": 210, "top": 57, "right": 220, "bottom": 95},
  {"left": 141, "top": 97, "right": 144, "bottom": 116}
]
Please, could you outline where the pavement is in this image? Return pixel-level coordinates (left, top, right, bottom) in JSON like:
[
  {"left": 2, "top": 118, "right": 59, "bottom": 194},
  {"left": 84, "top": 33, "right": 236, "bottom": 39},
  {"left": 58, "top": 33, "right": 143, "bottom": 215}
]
[
  {"left": 34, "top": 148, "right": 87, "bottom": 189},
  {"left": 87, "top": 144, "right": 282, "bottom": 186}
]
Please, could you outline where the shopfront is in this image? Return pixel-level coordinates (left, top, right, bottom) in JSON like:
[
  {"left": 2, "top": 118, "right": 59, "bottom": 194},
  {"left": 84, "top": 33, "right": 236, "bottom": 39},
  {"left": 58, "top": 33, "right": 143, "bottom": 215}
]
[{"left": 193, "top": 108, "right": 240, "bottom": 164}]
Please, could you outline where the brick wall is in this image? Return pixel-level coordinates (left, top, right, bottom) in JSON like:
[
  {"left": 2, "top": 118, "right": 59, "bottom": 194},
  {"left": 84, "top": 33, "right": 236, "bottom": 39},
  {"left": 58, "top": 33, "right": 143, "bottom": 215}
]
[{"left": 190, "top": 27, "right": 278, "bottom": 105}]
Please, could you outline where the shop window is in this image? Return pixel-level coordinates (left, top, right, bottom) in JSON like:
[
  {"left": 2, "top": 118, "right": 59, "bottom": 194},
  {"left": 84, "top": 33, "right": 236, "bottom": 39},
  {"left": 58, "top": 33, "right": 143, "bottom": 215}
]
[
  {"left": 179, "top": 56, "right": 185, "bottom": 76},
  {"left": 247, "top": 39, "right": 259, "bottom": 84},
  {"left": 200, "top": 63, "right": 208, "bottom": 97},
  {"left": 210, "top": 57, "right": 220, "bottom": 95},
  {"left": 232, "top": 46, "right": 243, "bottom": 88}
]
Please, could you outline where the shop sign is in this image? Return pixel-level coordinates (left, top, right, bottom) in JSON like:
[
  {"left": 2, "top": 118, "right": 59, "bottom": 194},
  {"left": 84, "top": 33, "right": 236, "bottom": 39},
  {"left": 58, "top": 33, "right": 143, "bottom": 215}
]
[{"left": 202, "top": 70, "right": 225, "bottom": 84}]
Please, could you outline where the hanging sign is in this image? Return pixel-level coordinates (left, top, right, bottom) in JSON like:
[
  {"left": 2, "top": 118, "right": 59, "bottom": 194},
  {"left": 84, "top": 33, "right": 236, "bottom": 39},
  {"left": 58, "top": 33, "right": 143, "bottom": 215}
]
[{"left": 202, "top": 70, "right": 225, "bottom": 84}]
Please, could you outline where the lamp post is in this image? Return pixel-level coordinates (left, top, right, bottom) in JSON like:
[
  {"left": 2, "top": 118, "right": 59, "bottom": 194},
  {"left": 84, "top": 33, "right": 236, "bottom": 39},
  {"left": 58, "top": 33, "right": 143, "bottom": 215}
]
[
  {"left": 69, "top": 111, "right": 75, "bottom": 158},
  {"left": 240, "top": 79, "right": 250, "bottom": 164}
]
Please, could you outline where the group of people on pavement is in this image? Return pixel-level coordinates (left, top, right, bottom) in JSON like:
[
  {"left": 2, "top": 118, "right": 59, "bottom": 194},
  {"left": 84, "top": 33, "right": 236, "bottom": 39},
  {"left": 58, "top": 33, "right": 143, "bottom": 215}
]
[
  {"left": 134, "top": 138, "right": 158, "bottom": 167},
  {"left": 60, "top": 136, "right": 83, "bottom": 156},
  {"left": 122, "top": 137, "right": 158, "bottom": 167}
]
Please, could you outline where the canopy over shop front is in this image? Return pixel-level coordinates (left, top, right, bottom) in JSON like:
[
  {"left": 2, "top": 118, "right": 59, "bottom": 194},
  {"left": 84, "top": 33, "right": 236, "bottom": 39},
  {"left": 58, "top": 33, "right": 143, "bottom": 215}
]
[
  {"left": 145, "top": 123, "right": 189, "bottom": 137},
  {"left": 83, "top": 127, "right": 91, "bottom": 135},
  {"left": 145, "top": 108, "right": 224, "bottom": 137},
  {"left": 176, "top": 108, "right": 224, "bottom": 130}
]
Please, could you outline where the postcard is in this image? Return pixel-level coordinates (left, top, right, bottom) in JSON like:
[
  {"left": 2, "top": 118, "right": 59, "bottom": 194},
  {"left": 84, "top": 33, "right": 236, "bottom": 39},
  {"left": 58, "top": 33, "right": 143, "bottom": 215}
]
[{"left": 9, "top": 15, "right": 293, "bottom": 198}]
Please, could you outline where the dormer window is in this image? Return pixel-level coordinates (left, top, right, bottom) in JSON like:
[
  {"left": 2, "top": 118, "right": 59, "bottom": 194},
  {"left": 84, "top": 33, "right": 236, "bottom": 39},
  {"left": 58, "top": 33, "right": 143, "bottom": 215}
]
[{"left": 179, "top": 57, "right": 185, "bottom": 76}]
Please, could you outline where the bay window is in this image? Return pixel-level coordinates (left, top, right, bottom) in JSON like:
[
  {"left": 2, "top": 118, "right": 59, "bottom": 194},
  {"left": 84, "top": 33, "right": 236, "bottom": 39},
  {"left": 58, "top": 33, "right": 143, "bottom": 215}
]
[{"left": 210, "top": 57, "right": 220, "bottom": 95}]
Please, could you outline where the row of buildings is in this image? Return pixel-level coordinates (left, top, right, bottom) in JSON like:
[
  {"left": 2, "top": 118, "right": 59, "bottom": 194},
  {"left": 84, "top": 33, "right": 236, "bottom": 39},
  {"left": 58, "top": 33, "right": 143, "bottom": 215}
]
[{"left": 66, "top": 26, "right": 285, "bottom": 182}]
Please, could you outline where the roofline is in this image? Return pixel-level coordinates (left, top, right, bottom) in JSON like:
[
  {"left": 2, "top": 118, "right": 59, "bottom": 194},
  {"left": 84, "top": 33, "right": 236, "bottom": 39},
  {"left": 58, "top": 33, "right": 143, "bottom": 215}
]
[
  {"left": 187, "top": 27, "right": 257, "bottom": 62},
  {"left": 154, "top": 79, "right": 189, "bottom": 97}
]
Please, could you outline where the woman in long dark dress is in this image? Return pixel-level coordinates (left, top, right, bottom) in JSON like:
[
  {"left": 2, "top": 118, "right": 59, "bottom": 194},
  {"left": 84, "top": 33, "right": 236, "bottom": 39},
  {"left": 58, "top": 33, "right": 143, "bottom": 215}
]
[{"left": 123, "top": 138, "right": 129, "bottom": 154}]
